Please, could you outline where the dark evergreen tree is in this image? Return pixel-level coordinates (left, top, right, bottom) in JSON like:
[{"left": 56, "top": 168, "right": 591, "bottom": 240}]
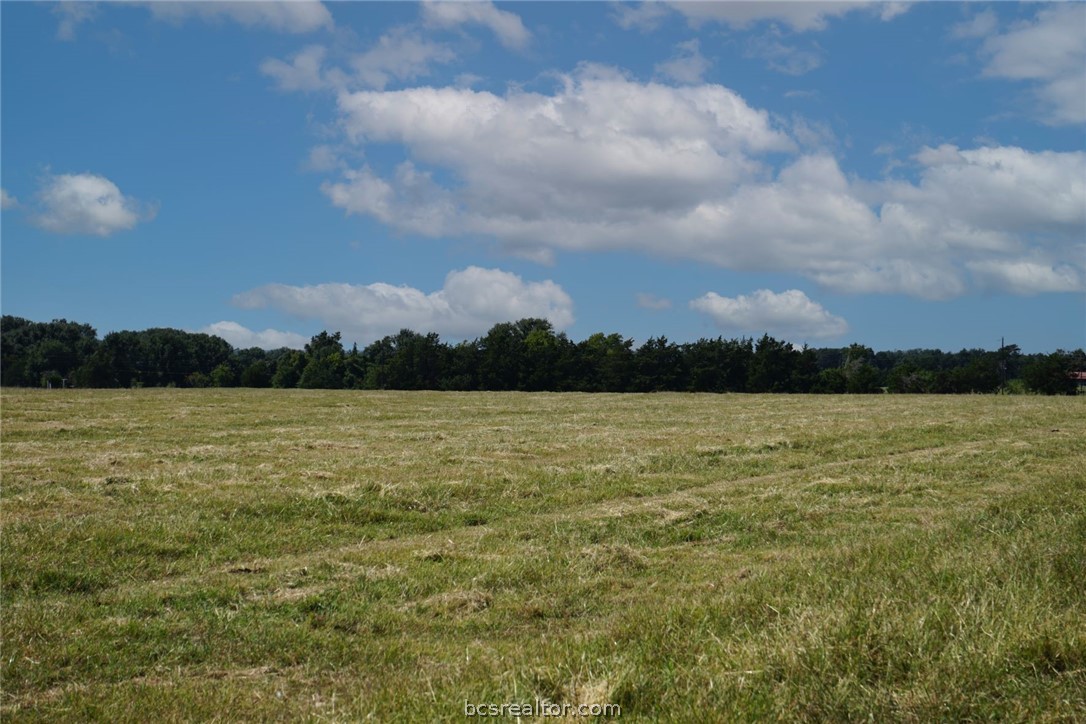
[
  {"left": 748, "top": 335, "right": 800, "bottom": 393},
  {"left": 634, "top": 337, "right": 687, "bottom": 392},
  {"left": 578, "top": 333, "right": 634, "bottom": 392}
]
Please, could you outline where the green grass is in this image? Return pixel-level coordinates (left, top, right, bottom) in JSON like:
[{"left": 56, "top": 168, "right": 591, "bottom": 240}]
[{"left": 2, "top": 389, "right": 1084, "bottom": 721}]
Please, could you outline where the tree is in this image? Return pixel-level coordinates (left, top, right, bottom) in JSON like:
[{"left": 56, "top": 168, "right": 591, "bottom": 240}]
[
  {"left": 842, "top": 344, "right": 881, "bottom": 394},
  {"left": 521, "top": 321, "right": 572, "bottom": 391},
  {"left": 3, "top": 313, "right": 1083, "bottom": 397},
  {"left": 231, "top": 347, "right": 268, "bottom": 383},
  {"left": 791, "top": 345, "right": 820, "bottom": 393},
  {"left": 886, "top": 363, "right": 935, "bottom": 393},
  {"left": 272, "top": 351, "right": 306, "bottom": 389},
  {"left": 298, "top": 331, "right": 345, "bottom": 389},
  {"left": 441, "top": 341, "right": 480, "bottom": 391},
  {"left": 210, "top": 363, "right": 236, "bottom": 387},
  {"left": 240, "top": 360, "right": 272, "bottom": 388},
  {"left": 2, "top": 316, "right": 99, "bottom": 386},
  {"left": 95, "top": 331, "right": 144, "bottom": 387},
  {"left": 748, "top": 335, "right": 799, "bottom": 393},
  {"left": 578, "top": 332, "right": 634, "bottom": 392},
  {"left": 343, "top": 344, "right": 368, "bottom": 389},
  {"left": 683, "top": 338, "right": 725, "bottom": 392},
  {"left": 948, "top": 355, "right": 1000, "bottom": 393},
  {"left": 478, "top": 322, "right": 524, "bottom": 391},
  {"left": 812, "top": 367, "right": 847, "bottom": 394},
  {"left": 635, "top": 337, "right": 687, "bottom": 392},
  {"left": 380, "top": 330, "right": 445, "bottom": 390},
  {"left": 997, "top": 343, "right": 1022, "bottom": 389},
  {"left": 1022, "top": 352, "right": 1077, "bottom": 395}
]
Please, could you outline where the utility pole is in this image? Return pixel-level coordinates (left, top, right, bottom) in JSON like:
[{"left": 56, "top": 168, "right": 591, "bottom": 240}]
[{"left": 999, "top": 336, "right": 1007, "bottom": 393}]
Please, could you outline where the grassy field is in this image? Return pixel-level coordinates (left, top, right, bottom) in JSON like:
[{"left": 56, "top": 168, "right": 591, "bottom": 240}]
[{"left": 2, "top": 389, "right": 1084, "bottom": 721}]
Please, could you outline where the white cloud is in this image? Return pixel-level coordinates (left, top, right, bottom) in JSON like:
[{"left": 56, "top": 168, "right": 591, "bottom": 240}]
[
  {"left": 967, "top": 260, "right": 1084, "bottom": 296},
  {"left": 950, "top": 9, "right": 998, "bottom": 40},
  {"left": 1, "top": 188, "right": 18, "bottom": 210},
  {"left": 302, "top": 144, "right": 343, "bottom": 173},
  {"left": 977, "top": 4, "right": 1086, "bottom": 125},
  {"left": 806, "top": 259, "right": 967, "bottom": 301},
  {"left": 32, "top": 173, "right": 155, "bottom": 236},
  {"left": 330, "top": 65, "right": 793, "bottom": 240},
  {"left": 455, "top": 72, "right": 484, "bottom": 89},
  {"left": 316, "top": 65, "right": 1082, "bottom": 300},
  {"left": 790, "top": 115, "right": 836, "bottom": 150},
  {"left": 611, "top": 2, "right": 672, "bottom": 32},
  {"left": 200, "top": 321, "right": 308, "bottom": 350},
  {"left": 261, "top": 29, "right": 455, "bottom": 93},
  {"left": 233, "top": 267, "right": 574, "bottom": 344},
  {"left": 892, "top": 145, "right": 1086, "bottom": 238},
  {"left": 655, "top": 39, "right": 711, "bottom": 84},
  {"left": 746, "top": 30, "right": 823, "bottom": 76},
  {"left": 690, "top": 289, "right": 848, "bottom": 339},
  {"left": 321, "top": 165, "right": 400, "bottom": 224},
  {"left": 636, "top": 293, "right": 672, "bottom": 311},
  {"left": 422, "top": 1, "right": 531, "bottom": 51},
  {"left": 350, "top": 27, "right": 456, "bottom": 90},
  {"left": 811, "top": 143, "right": 1086, "bottom": 298},
  {"left": 261, "top": 44, "right": 331, "bottom": 92},
  {"left": 54, "top": 2, "right": 98, "bottom": 41},
  {"left": 146, "top": 1, "right": 333, "bottom": 34},
  {"left": 877, "top": 3, "right": 911, "bottom": 22},
  {"left": 671, "top": 1, "right": 908, "bottom": 33}
]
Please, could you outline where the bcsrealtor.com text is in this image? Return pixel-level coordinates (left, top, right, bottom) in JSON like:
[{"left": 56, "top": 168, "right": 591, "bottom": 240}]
[{"left": 464, "top": 699, "right": 620, "bottom": 717}]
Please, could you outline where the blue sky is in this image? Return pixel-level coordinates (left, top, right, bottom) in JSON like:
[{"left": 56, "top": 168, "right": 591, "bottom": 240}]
[{"left": 2, "top": 1, "right": 1084, "bottom": 352}]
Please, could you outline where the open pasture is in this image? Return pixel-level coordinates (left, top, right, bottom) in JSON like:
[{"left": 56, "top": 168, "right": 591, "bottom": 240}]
[{"left": 2, "top": 390, "right": 1084, "bottom": 721}]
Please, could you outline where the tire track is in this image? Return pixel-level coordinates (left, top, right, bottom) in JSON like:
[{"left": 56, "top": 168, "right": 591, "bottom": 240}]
[{"left": 94, "top": 434, "right": 1014, "bottom": 600}]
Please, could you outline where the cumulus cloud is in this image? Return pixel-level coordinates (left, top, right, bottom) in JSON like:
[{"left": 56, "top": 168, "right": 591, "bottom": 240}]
[
  {"left": 890, "top": 145, "right": 1086, "bottom": 238},
  {"left": 146, "top": 1, "right": 333, "bottom": 34},
  {"left": 261, "top": 29, "right": 455, "bottom": 93},
  {"left": 350, "top": 27, "right": 457, "bottom": 90},
  {"left": 1, "top": 188, "right": 18, "bottom": 210},
  {"left": 824, "top": 143, "right": 1086, "bottom": 298},
  {"left": 746, "top": 29, "right": 824, "bottom": 76},
  {"left": 636, "top": 293, "right": 672, "bottom": 311},
  {"left": 233, "top": 267, "right": 574, "bottom": 344},
  {"left": 54, "top": 2, "right": 98, "bottom": 40},
  {"left": 976, "top": 4, "right": 1086, "bottom": 125},
  {"left": 200, "top": 321, "right": 308, "bottom": 350},
  {"left": 950, "top": 9, "right": 998, "bottom": 40},
  {"left": 260, "top": 45, "right": 331, "bottom": 92},
  {"left": 690, "top": 289, "right": 848, "bottom": 339},
  {"left": 422, "top": 1, "right": 531, "bottom": 51},
  {"left": 655, "top": 39, "right": 711, "bottom": 84},
  {"left": 32, "top": 173, "right": 155, "bottom": 236},
  {"left": 790, "top": 115, "right": 837, "bottom": 150},
  {"left": 315, "top": 65, "right": 1082, "bottom": 300},
  {"left": 612, "top": 2, "right": 672, "bottom": 32},
  {"left": 670, "top": 1, "right": 909, "bottom": 33},
  {"left": 967, "top": 260, "right": 1084, "bottom": 296},
  {"left": 328, "top": 65, "right": 792, "bottom": 241},
  {"left": 302, "top": 144, "right": 343, "bottom": 173}
]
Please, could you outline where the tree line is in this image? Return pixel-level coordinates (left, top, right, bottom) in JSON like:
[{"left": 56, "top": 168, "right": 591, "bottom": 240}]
[{"left": 2, "top": 315, "right": 1082, "bottom": 395}]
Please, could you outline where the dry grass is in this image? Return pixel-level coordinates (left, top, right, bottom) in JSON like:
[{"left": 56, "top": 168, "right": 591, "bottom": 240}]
[{"left": 2, "top": 389, "right": 1084, "bottom": 721}]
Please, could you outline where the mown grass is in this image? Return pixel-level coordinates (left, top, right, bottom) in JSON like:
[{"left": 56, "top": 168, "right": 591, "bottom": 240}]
[{"left": 2, "top": 389, "right": 1084, "bottom": 721}]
